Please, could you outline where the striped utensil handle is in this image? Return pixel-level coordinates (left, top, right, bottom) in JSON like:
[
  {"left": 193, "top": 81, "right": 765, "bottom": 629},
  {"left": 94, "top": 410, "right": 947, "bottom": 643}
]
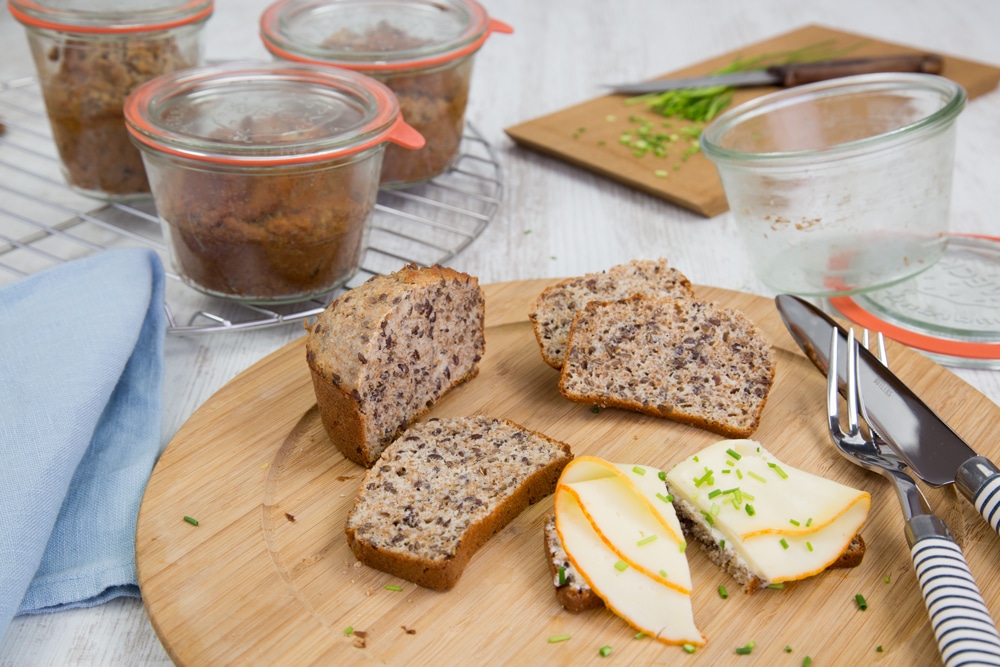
[{"left": 912, "top": 536, "right": 1000, "bottom": 666}]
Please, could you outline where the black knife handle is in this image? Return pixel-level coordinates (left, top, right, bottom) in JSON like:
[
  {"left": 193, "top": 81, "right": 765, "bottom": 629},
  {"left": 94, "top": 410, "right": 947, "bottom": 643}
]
[
  {"left": 768, "top": 53, "right": 944, "bottom": 87},
  {"left": 910, "top": 535, "right": 1000, "bottom": 666},
  {"left": 956, "top": 456, "right": 1000, "bottom": 537}
]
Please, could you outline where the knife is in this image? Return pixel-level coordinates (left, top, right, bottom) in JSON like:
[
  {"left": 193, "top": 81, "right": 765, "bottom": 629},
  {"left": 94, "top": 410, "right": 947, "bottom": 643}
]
[
  {"left": 605, "top": 53, "right": 944, "bottom": 95},
  {"left": 775, "top": 294, "right": 1000, "bottom": 537}
]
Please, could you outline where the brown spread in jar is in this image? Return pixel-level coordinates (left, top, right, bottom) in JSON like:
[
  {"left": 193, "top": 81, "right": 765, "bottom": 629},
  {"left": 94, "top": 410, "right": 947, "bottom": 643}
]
[
  {"left": 156, "top": 156, "right": 377, "bottom": 301},
  {"left": 39, "top": 35, "right": 192, "bottom": 196}
]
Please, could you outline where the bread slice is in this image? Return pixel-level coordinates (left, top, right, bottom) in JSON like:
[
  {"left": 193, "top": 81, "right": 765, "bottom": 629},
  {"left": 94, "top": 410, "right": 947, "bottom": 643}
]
[
  {"left": 529, "top": 258, "right": 694, "bottom": 369},
  {"left": 559, "top": 296, "right": 776, "bottom": 438},
  {"left": 672, "top": 500, "right": 867, "bottom": 594},
  {"left": 306, "top": 264, "right": 485, "bottom": 467},
  {"left": 543, "top": 515, "right": 603, "bottom": 613},
  {"left": 345, "top": 416, "right": 573, "bottom": 590}
]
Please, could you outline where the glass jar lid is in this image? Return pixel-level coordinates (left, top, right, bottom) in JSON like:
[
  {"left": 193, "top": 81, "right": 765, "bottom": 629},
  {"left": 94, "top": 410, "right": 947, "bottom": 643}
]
[
  {"left": 8, "top": 0, "right": 214, "bottom": 33},
  {"left": 260, "top": 0, "right": 512, "bottom": 72},
  {"left": 124, "top": 61, "right": 424, "bottom": 166}
]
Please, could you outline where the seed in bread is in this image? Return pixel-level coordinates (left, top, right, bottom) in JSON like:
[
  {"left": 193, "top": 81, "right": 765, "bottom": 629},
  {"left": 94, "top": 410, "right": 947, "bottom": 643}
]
[
  {"left": 559, "top": 296, "right": 776, "bottom": 438},
  {"left": 306, "top": 264, "right": 485, "bottom": 467},
  {"left": 529, "top": 258, "right": 694, "bottom": 368},
  {"left": 345, "top": 416, "right": 573, "bottom": 591},
  {"left": 665, "top": 440, "right": 870, "bottom": 593}
]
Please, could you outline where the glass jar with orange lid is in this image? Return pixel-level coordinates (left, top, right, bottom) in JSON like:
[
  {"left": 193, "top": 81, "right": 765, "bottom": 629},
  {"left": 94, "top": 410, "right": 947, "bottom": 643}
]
[
  {"left": 124, "top": 61, "right": 424, "bottom": 303},
  {"left": 9, "top": 0, "right": 213, "bottom": 200},
  {"left": 260, "top": 0, "right": 511, "bottom": 189}
]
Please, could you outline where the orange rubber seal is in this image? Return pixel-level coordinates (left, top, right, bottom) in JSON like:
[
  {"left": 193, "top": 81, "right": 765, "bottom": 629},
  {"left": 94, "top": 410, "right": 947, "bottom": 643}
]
[{"left": 8, "top": 0, "right": 213, "bottom": 33}]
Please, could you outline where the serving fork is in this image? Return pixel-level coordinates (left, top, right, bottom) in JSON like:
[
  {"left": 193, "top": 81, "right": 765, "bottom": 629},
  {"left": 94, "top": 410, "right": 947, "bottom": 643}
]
[{"left": 826, "top": 326, "right": 1000, "bottom": 666}]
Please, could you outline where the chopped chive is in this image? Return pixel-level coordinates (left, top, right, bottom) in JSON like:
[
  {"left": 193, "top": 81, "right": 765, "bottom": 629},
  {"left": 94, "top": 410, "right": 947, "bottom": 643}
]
[
  {"left": 718, "top": 585, "right": 729, "bottom": 599},
  {"left": 884, "top": 574, "right": 891, "bottom": 584},
  {"left": 679, "top": 541, "right": 688, "bottom": 553},
  {"left": 549, "top": 634, "right": 571, "bottom": 643},
  {"left": 722, "top": 468, "right": 732, "bottom": 474},
  {"left": 803, "top": 658, "right": 813, "bottom": 667},
  {"left": 599, "top": 645, "right": 613, "bottom": 657},
  {"left": 654, "top": 169, "right": 668, "bottom": 178},
  {"left": 785, "top": 645, "right": 793, "bottom": 653},
  {"left": 656, "top": 492, "right": 674, "bottom": 503},
  {"left": 745, "top": 504, "right": 755, "bottom": 516},
  {"left": 748, "top": 641, "right": 756, "bottom": 649},
  {"left": 742, "top": 492, "right": 755, "bottom": 502},
  {"left": 591, "top": 406, "right": 600, "bottom": 414},
  {"left": 660, "top": 569, "right": 668, "bottom": 578},
  {"left": 614, "top": 560, "right": 628, "bottom": 572},
  {"left": 634, "top": 632, "right": 646, "bottom": 640},
  {"left": 806, "top": 517, "right": 813, "bottom": 527},
  {"left": 558, "top": 566, "right": 567, "bottom": 586},
  {"left": 736, "top": 646, "right": 752, "bottom": 655},
  {"left": 700, "top": 510, "right": 715, "bottom": 527},
  {"left": 658, "top": 470, "right": 666, "bottom": 481},
  {"left": 856, "top": 593, "right": 868, "bottom": 610},
  {"left": 768, "top": 463, "right": 789, "bottom": 479},
  {"left": 708, "top": 489, "right": 722, "bottom": 499},
  {"left": 183, "top": 515, "right": 199, "bottom": 526},
  {"left": 637, "top": 534, "right": 658, "bottom": 546},
  {"left": 876, "top": 645, "right": 883, "bottom": 652},
  {"left": 790, "top": 519, "right": 800, "bottom": 526},
  {"left": 806, "top": 542, "right": 814, "bottom": 552},
  {"left": 632, "top": 466, "right": 646, "bottom": 476},
  {"left": 344, "top": 626, "right": 354, "bottom": 636},
  {"left": 780, "top": 538, "right": 789, "bottom": 550},
  {"left": 710, "top": 503, "right": 721, "bottom": 517},
  {"left": 736, "top": 469, "right": 743, "bottom": 480},
  {"left": 768, "top": 583, "right": 785, "bottom": 589},
  {"left": 682, "top": 643, "right": 696, "bottom": 653},
  {"left": 748, "top": 471, "right": 767, "bottom": 484},
  {"left": 725, "top": 459, "right": 736, "bottom": 466},
  {"left": 385, "top": 584, "right": 402, "bottom": 592},
  {"left": 726, "top": 448, "right": 742, "bottom": 460},
  {"left": 693, "top": 456, "right": 699, "bottom": 462},
  {"left": 719, "top": 539, "right": 726, "bottom": 549}
]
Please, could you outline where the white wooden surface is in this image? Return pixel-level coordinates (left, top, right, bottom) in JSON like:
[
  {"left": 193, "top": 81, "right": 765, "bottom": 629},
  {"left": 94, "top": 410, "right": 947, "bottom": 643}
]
[{"left": 1, "top": 0, "right": 999, "bottom": 664}]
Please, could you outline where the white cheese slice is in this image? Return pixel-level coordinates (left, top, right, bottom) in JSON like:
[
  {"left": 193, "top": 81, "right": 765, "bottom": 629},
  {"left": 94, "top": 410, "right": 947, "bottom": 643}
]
[
  {"left": 555, "top": 488, "right": 704, "bottom": 645},
  {"left": 666, "top": 439, "right": 870, "bottom": 583},
  {"left": 554, "top": 456, "right": 703, "bottom": 644}
]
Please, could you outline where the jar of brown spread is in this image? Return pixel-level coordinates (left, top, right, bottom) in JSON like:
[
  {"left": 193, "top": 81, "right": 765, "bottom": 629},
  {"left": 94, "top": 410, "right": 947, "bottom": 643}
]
[
  {"left": 124, "top": 62, "right": 424, "bottom": 303},
  {"left": 260, "top": 0, "right": 511, "bottom": 189},
  {"left": 9, "top": 0, "right": 212, "bottom": 200}
]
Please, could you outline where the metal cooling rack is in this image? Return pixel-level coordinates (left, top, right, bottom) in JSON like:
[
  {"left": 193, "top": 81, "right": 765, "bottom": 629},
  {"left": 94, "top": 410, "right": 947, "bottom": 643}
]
[{"left": 0, "top": 75, "right": 502, "bottom": 334}]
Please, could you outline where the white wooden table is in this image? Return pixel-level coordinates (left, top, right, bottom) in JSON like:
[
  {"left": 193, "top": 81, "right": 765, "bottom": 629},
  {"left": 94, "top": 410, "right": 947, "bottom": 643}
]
[{"left": 1, "top": 0, "right": 999, "bottom": 664}]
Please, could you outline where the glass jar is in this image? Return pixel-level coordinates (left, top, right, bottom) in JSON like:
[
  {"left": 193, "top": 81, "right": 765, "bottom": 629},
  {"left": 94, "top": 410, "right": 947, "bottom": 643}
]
[
  {"left": 9, "top": 0, "right": 213, "bottom": 200},
  {"left": 260, "top": 0, "right": 511, "bottom": 189},
  {"left": 124, "top": 62, "right": 424, "bottom": 303},
  {"left": 701, "top": 73, "right": 966, "bottom": 297}
]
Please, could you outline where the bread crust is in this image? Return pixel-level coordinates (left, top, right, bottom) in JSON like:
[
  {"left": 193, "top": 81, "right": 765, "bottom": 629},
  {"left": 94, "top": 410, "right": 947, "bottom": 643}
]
[
  {"left": 306, "top": 263, "right": 485, "bottom": 467},
  {"left": 543, "top": 515, "right": 604, "bottom": 613},
  {"left": 345, "top": 417, "right": 573, "bottom": 590}
]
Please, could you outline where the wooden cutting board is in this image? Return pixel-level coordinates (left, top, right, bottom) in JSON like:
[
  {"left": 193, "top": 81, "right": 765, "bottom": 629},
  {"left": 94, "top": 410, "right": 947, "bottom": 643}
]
[
  {"left": 505, "top": 24, "right": 1000, "bottom": 217},
  {"left": 136, "top": 280, "right": 1000, "bottom": 666}
]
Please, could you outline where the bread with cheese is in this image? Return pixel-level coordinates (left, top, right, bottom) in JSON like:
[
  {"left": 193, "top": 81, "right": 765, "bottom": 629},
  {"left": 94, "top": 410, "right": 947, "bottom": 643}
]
[
  {"left": 559, "top": 296, "right": 776, "bottom": 438},
  {"left": 529, "top": 258, "right": 694, "bottom": 368},
  {"left": 665, "top": 440, "right": 870, "bottom": 593},
  {"left": 306, "top": 264, "right": 485, "bottom": 467},
  {"left": 346, "top": 416, "right": 573, "bottom": 590},
  {"left": 544, "top": 515, "right": 604, "bottom": 613}
]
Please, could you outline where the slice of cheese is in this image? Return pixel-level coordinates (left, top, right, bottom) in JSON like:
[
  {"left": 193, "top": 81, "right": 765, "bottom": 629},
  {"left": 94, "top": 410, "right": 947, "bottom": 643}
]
[
  {"left": 554, "top": 456, "right": 704, "bottom": 645},
  {"left": 666, "top": 440, "right": 870, "bottom": 584}
]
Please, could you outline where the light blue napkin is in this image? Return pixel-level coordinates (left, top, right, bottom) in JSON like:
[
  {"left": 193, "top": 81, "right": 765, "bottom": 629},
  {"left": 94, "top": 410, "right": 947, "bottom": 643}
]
[{"left": 0, "top": 247, "right": 166, "bottom": 643}]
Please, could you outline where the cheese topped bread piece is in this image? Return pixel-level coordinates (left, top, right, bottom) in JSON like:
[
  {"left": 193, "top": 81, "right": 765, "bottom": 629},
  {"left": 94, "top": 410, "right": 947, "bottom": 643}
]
[
  {"left": 528, "top": 258, "right": 694, "bottom": 369},
  {"left": 554, "top": 456, "right": 705, "bottom": 646},
  {"left": 665, "top": 440, "right": 870, "bottom": 592}
]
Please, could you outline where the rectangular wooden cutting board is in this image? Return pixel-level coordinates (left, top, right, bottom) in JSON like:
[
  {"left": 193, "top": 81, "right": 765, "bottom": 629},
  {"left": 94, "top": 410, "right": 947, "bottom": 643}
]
[{"left": 504, "top": 24, "right": 1000, "bottom": 217}]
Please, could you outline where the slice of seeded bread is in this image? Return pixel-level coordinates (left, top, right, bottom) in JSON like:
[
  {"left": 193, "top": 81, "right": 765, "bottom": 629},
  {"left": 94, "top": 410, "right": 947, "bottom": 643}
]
[
  {"left": 671, "top": 495, "right": 866, "bottom": 594},
  {"left": 543, "top": 514, "right": 604, "bottom": 613},
  {"left": 345, "top": 416, "right": 574, "bottom": 591},
  {"left": 529, "top": 258, "right": 694, "bottom": 369},
  {"left": 559, "top": 296, "right": 776, "bottom": 438},
  {"left": 306, "top": 264, "right": 485, "bottom": 467}
]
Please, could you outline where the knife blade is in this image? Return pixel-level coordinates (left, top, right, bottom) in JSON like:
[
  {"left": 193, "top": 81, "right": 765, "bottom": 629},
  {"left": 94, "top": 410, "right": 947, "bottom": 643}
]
[
  {"left": 775, "top": 294, "right": 1000, "bottom": 536},
  {"left": 605, "top": 53, "right": 943, "bottom": 95}
]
